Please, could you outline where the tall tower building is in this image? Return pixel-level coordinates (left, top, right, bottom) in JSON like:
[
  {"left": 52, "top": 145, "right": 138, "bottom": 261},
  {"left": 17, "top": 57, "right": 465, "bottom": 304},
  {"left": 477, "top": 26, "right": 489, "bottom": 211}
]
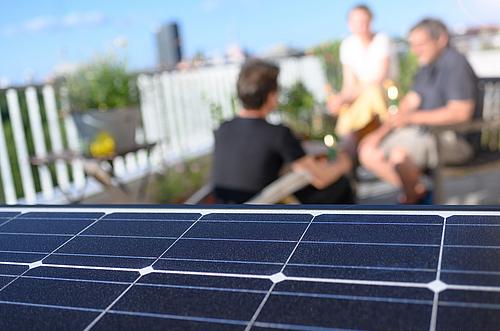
[{"left": 156, "top": 22, "right": 182, "bottom": 70}]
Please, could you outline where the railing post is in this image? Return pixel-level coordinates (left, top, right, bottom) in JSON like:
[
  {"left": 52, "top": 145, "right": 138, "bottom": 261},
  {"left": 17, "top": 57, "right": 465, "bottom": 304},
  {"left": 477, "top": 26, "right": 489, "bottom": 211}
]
[
  {"left": 44, "top": 86, "right": 73, "bottom": 192},
  {"left": 0, "top": 102, "right": 17, "bottom": 204},
  {"left": 160, "top": 72, "right": 182, "bottom": 161},
  {"left": 26, "top": 87, "right": 54, "bottom": 201},
  {"left": 7, "top": 89, "right": 36, "bottom": 203}
]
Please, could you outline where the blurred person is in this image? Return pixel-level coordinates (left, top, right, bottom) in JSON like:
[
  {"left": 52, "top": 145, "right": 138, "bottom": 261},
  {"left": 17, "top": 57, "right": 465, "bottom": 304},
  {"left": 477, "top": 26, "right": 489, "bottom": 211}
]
[
  {"left": 212, "top": 59, "right": 355, "bottom": 204},
  {"left": 358, "top": 18, "right": 481, "bottom": 204},
  {"left": 326, "top": 4, "right": 398, "bottom": 138}
]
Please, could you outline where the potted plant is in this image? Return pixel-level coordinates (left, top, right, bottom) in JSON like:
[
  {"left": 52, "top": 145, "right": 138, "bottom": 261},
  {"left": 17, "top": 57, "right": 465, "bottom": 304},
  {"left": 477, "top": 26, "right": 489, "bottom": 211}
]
[{"left": 64, "top": 55, "right": 140, "bottom": 157}]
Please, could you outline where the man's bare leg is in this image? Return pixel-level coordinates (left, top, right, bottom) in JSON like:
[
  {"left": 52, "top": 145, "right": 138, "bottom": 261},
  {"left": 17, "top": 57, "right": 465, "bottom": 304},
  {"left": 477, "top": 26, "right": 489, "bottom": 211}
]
[
  {"left": 358, "top": 141, "right": 402, "bottom": 187},
  {"left": 389, "top": 148, "right": 426, "bottom": 203}
]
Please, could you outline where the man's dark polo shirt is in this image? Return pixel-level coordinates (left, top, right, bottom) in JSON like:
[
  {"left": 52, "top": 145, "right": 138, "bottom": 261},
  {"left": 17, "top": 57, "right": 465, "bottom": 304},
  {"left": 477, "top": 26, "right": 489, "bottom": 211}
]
[{"left": 412, "top": 46, "right": 481, "bottom": 144}]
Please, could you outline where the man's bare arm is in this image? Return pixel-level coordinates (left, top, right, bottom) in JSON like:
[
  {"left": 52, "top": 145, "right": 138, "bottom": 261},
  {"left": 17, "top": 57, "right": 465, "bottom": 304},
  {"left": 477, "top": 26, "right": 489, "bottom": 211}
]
[
  {"left": 291, "top": 153, "right": 352, "bottom": 190},
  {"left": 398, "top": 91, "right": 421, "bottom": 114},
  {"left": 409, "top": 99, "right": 475, "bottom": 126}
]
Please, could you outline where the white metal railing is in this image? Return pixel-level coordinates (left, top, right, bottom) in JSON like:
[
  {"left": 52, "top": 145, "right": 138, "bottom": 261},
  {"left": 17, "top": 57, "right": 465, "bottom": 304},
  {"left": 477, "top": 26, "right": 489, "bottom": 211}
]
[
  {"left": 0, "top": 85, "right": 88, "bottom": 204},
  {"left": 0, "top": 55, "right": 327, "bottom": 204}
]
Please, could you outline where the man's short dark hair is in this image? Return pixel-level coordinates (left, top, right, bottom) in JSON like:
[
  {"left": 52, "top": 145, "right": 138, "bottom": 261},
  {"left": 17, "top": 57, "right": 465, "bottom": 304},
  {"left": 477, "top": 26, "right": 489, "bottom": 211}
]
[
  {"left": 410, "top": 18, "right": 449, "bottom": 41},
  {"left": 350, "top": 4, "right": 373, "bottom": 19},
  {"left": 237, "top": 59, "right": 279, "bottom": 110}
]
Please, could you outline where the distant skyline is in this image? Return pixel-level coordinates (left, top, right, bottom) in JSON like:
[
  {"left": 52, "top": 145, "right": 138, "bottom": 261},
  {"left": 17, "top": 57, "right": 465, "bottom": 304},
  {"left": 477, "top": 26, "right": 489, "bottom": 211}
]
[{"left": 0, "top": 0, "right": 498, "bottom": 85}]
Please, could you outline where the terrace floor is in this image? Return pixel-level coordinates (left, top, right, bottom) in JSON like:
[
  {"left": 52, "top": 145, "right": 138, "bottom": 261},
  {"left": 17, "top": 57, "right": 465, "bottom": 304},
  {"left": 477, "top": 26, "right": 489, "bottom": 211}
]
[
  {"left": 81, "top": 165, "right": 500, "bottom": 206},
  {"left": 357, "top": 166, "right": 500, "bottom": 205}
]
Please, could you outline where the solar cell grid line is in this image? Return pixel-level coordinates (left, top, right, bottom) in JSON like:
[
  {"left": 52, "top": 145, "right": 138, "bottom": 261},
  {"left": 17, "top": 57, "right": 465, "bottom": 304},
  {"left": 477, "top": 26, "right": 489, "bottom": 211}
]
[
  {"left": 250, "top": 213, "right": 438, "bottom": 331},
  {"left": 429, "top": 215, "right": 448, "bottom": 331},
  {"left": 98, "top": 212, "right": 315, "bottom": 330},
  {"left": 43, "top": 212, "right": 201, "bottom": 269},
  {"left": 0, "top": 212, "right": 106, "bottom": 293},
  {"left": 154, "top": 213, "right": 313, "bottom": 275},
  {"left": 82, "top": 212, "right": 206, "bottom": 330},
  {"left": 0, "top": 206, "right": 499, "bottom": 330},
  {"left": 0, "top": 212, "right": 21, "bottom": 228},
  {"left": 244, "top": 212, "right": 317, "bottom": 331},
  {"left": 284, "top": 214, "right": 444, "bottom": 284},
  {"left": 442, "top": 214, "right": 500, "bottom": 287}
]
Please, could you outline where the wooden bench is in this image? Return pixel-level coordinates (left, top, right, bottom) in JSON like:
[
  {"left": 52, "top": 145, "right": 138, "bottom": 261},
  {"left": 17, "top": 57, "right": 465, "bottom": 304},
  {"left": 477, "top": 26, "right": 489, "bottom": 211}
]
[
  {"left": 431, "top": 77, "right": 500, "bottom": 203},
  {"left": 30, "top": 142, "right": 157, "bottom": 203}
]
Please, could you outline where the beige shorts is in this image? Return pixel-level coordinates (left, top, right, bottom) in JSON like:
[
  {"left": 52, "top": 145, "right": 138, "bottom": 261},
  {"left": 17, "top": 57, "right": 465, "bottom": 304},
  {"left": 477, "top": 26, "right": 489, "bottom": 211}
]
[{"left": 380, "top": 126, "right": 473, "bottom": 169}]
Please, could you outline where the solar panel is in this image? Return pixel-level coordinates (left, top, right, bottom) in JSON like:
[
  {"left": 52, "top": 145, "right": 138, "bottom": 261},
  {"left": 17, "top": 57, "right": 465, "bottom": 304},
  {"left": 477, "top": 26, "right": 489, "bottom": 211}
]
[{"left": 0, "top": 207, "right": 499, "bottom": 330}]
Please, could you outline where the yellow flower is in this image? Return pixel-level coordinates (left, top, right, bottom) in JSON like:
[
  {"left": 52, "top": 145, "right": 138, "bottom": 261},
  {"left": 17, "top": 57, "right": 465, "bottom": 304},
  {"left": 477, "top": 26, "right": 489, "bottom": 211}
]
[{"left": 90, "top": 132, "right": 116, "bottom": 157}]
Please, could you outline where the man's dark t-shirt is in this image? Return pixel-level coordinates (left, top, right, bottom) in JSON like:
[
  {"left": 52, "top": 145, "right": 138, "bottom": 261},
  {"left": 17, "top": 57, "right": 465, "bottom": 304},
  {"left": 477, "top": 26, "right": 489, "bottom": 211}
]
[
  {"left": 412, "top": 47, "right": 479, "bottom": 113},
  {"left": 213, "top": 117, "right": 305, "bottom": 202},
  {"left": 411, "top": 47, "right": 482, "bottom": 146}
]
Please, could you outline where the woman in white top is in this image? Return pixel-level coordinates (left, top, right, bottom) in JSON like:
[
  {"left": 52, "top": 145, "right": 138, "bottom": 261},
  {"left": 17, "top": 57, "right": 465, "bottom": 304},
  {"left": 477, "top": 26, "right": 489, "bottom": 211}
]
[{"left": 327, "top": 4, "right": 397, "bottom": 137}]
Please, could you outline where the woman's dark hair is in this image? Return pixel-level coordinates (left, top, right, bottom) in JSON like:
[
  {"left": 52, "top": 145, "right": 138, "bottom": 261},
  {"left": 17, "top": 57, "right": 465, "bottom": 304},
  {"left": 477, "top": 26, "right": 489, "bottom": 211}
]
[{"left": 237, "top": 59, "right": 279, "bottom": 110}]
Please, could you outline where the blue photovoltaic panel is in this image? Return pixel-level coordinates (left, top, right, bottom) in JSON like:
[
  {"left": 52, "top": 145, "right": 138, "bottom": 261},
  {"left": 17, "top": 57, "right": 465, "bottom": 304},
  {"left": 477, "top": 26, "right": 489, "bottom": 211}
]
[{"left": 0, "top": 207, "right": 499, "bottom": 330}]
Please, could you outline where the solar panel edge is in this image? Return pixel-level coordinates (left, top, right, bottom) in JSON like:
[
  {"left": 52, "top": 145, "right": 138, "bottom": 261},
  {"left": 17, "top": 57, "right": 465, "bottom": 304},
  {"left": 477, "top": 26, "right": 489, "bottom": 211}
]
[{"left": 0, "top": 207, "right": 499, "bottom": 330}]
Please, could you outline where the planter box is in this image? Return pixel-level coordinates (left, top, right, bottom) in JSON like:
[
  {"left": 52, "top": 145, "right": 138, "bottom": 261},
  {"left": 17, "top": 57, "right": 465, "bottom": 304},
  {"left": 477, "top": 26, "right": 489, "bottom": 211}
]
[{"left": 71, "top": 107, "right": 140, "bottom": 156}]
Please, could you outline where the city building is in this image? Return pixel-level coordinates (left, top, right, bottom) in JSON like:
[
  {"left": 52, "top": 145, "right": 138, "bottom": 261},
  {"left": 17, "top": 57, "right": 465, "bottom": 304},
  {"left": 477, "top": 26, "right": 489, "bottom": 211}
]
[
  {"left": 156, "top": 22, "right": 183, "bottom": 70},
  {"left": 452, "top": 25, "right": 500, "bottom": 53}
]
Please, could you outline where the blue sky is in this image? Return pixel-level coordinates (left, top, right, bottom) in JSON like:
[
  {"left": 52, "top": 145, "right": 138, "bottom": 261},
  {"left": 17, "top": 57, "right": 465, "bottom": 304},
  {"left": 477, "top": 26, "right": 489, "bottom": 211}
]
[{"left": 0, "top": 0, "right": 498, "bottom": 85}]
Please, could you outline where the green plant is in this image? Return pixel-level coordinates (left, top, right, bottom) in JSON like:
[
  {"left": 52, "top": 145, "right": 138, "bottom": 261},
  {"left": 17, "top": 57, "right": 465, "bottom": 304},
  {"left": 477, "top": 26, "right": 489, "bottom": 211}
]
[
  {"left": 398, "top": 50, "right": 419, "bottom": 95},
  {"left": 153, "top": 156, "right": 211, "bottom": 203},
  {"left": 311, "top": 40, "right": 343, "bottom": 91},
  {"left": 209, "top": 101, "right": 224, "bottom": 127},
  {"left": 206, "top": 94, "right": 239, "bottom": 129},
  {"left": 279, "top": 81, "right": 317, "bottom": 138},
  {"left": 280, "top": 82, "right": 315, "bottom": 118},
  {"left": 65, "top": 56, "right": 139, "bottom": 112}
]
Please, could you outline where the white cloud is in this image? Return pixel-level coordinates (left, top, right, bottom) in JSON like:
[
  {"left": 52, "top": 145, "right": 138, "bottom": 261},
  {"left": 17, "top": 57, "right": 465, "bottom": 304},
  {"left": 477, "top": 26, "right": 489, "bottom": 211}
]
[
  {"left": 112, "top": 36, "right": 128, "bottom": 49},
  {"left": 200, "top": 0, "right": 222, "bottom": 13},
  {"left": 0, "top": 25, "right": 17, "bottom": 37},
  {"left": 62, "top": 12, "right": 105, "bottom": 28},
  {"left": 24, "top": 16, "right": 56, "bottom": 32},
  {"left": 0, "top": 11, "right": 106, "bottom": 36}
]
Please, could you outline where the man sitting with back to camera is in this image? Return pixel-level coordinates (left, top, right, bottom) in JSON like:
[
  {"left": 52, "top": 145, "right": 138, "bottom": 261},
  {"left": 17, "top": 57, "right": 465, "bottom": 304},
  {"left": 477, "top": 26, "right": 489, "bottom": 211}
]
[{"left": 212, "top": 59, "right": 355, "bottom": 204}]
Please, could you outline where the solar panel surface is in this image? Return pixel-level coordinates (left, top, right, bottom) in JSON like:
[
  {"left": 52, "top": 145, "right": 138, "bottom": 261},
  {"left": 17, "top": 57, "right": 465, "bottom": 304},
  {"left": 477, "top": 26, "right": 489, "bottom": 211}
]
[{"left": 0, "top": 207, "right": 499, "bottom": 330}]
